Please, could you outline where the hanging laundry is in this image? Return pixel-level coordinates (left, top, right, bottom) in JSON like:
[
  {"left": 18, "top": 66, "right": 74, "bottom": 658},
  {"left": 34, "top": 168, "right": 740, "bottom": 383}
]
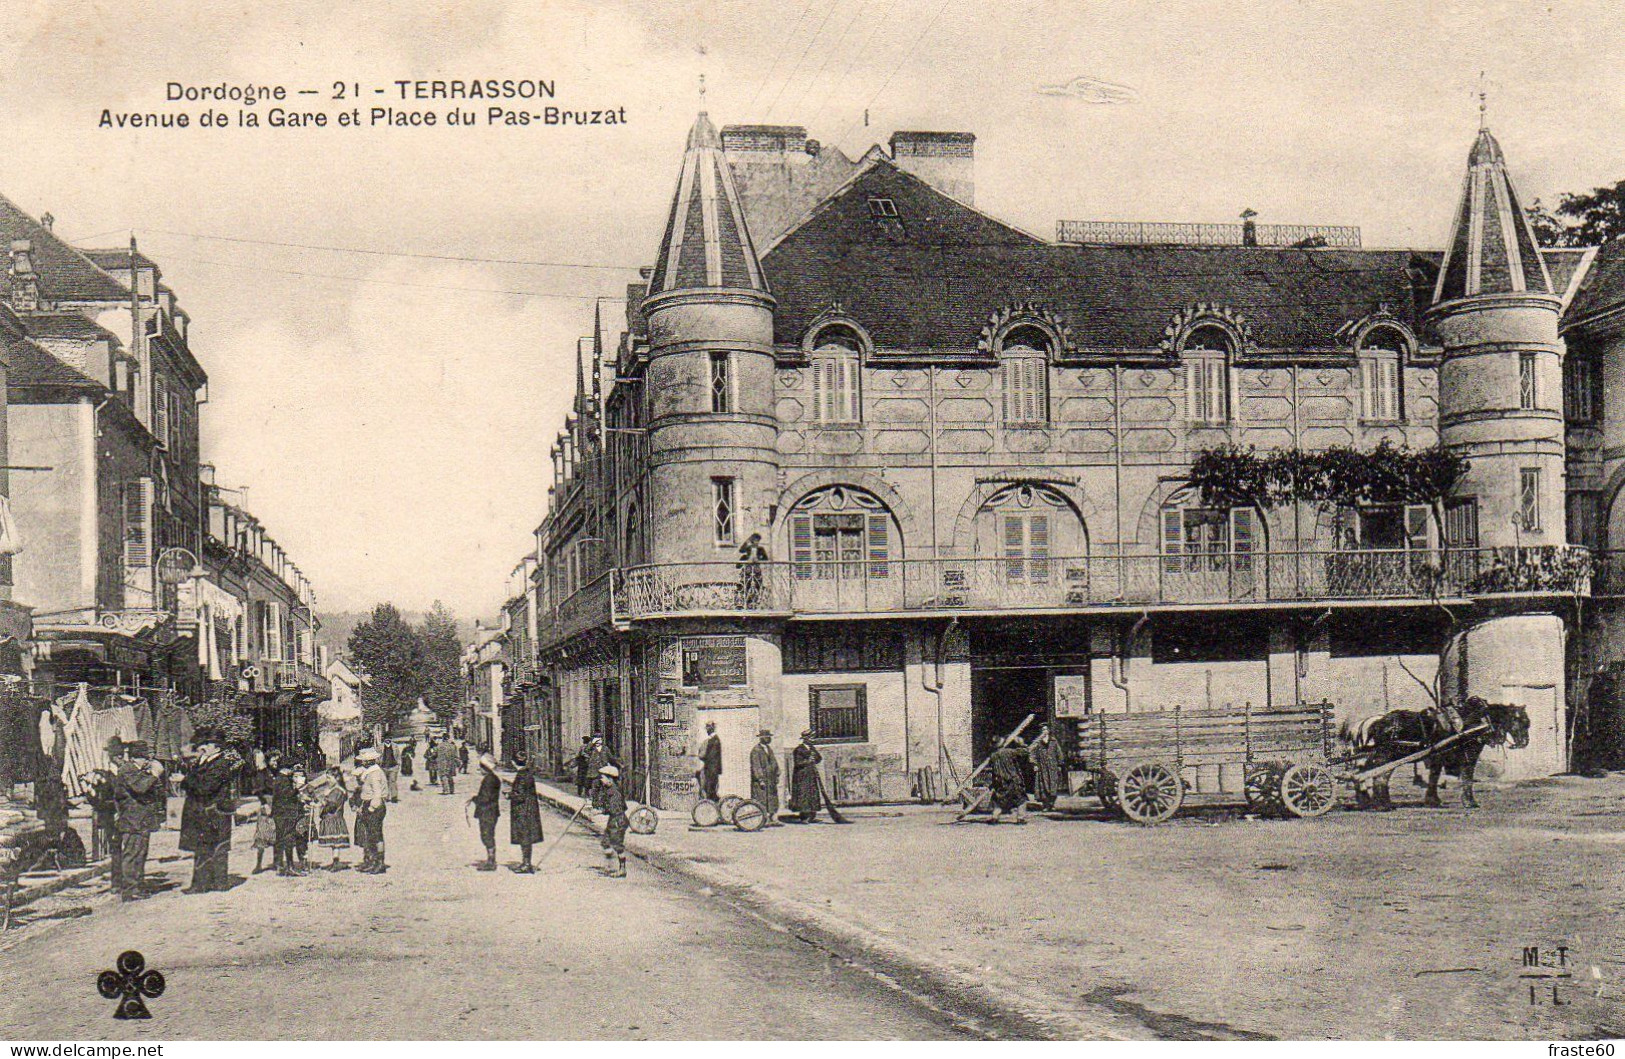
[{"left": 0, "top": 495, "right": 23, "bottom": 557}]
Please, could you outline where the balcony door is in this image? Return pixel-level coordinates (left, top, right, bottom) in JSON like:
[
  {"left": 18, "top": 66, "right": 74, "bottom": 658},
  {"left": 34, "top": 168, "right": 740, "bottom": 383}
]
[
  {"left": 975, "top": 483, "right": 1086, "bottom": 607},
  {"left": 788, "top": 486, "right": 900, "bottom": 613},
  {"left": 1161, "top": 506, "right": 1258, "bottom": 602}
]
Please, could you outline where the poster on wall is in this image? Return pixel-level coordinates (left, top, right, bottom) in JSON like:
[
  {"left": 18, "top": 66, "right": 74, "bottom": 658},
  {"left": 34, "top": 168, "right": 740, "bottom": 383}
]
[
  {"left": 681, "top": 635, "right": 748, "bottom": 690},
  {"left": 1054, "top": 673, "right": 1089, "bottom": 717}
]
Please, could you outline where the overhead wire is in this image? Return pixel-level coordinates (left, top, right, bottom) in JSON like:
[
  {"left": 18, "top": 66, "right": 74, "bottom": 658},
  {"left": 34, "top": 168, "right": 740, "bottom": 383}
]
[
  {"left": 834, "top": 0, "right": 957, "bottom": 149},
  {"left": 805, "top": 0, "right": 903, "bottom": 130},
  {"left": 763, "top": 0, "right": 847, "bottom": 120},
  {"left": 747, "top": 0, "right": 822, "bottom": 109},
  {"left": 787, "top": 0, "right": 873, "bottom": 115}
]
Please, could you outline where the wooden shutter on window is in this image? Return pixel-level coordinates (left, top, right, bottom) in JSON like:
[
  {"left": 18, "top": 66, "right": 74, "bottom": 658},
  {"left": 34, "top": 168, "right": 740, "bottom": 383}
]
[
  {"left": 123, "top": 477, "right": 154, "bottom": 591},
  {"left": 791, "top": 514, "right": 814, "bottom": 579},
  {"left": 865, "top": 513, "right": 889, "bottom": 578},
  {"left": 1029, "top": 512, "right": 1050, "bottom": 582},
  {"left": 267, "top": 602, "right": 283, "bottom": 662},
  {"left": 1161, "top": 509, "right": 1183, "bottom": 557}
]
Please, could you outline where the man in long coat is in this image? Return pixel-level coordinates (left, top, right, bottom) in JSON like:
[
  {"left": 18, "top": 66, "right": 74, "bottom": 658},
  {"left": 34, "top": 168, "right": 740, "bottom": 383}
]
[
  {"left": 749, "top": 729, "right": 782, "bottom": 825},
  {"left": 114, "top": 740, "right": 166, "bottom": 899},
  {"left": 509, "top": 749, "right": 544, "bottom": 872},
  {"left": 697, "top": 722, "right": 722, "bottom": 802},
  {"left": 435, "top": 739, "right": 460, "bottom": 795},
  {"left": 1028, "top": 724, "right": 1067, "bottom": 811},
  {"left": 787, "top": 731, "right": 823, "bottom": 823},
  {"left": 469, "top": 753, "right": 501, "bottom": 871},
  {"left": 179, "top": 729, "right": 239, "bottom": 892}
]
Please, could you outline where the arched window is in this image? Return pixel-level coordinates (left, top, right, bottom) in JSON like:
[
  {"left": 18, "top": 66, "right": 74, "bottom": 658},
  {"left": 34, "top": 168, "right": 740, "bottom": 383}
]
[
  {"left": 999, "top": 325, "right": 1050, "bottom": 426},
  {"left": 1358, "top": 325, "right": 1406, "bottom": 422},
  {"left": 809, "top": 324, "right": 862, "bottom": 424},
  {"left": 788, "top": 486, "right": 895, "bottom": 581},
  {"left": 976, "top": 483, "right": 1085, "bottom": 586},
  {"left": 1182, "top": 324, "right": 1233, "bottom": 424}
]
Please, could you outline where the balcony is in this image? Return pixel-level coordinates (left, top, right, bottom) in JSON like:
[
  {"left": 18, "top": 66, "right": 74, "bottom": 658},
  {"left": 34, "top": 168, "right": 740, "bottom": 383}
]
[
  {"left": 538, "top": 572, "right": 615, "bottom": 648},
  {"left": 613, "top": 546, "right": 1591, "bottom": 621}
]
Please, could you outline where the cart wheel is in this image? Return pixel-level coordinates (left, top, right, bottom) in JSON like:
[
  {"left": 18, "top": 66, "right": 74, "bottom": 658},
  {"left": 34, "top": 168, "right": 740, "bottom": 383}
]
[
  {"left": 717, "top": 795, "right": 745, "bottom": 825},
  {"left": 1096, "top": 769, "right": 1121, "bottom": 813},
  {"left": 628, "top": 806, "right": 659, "bottom": 835},
  {"left": 1117, "top": 761, "right": 1184, "bottom": 825},
  {"left": 1279, "top": 763, "right": 1337, "bottom": 818},
  {"left": 690, "top": 799, "right": 721, "bottom": 827},
  {"left": 732, "top": 800, "right": 767, "bottom": 832},
  {"left": 1244, "top": 765, "right": 1285, "bottom": 816}
]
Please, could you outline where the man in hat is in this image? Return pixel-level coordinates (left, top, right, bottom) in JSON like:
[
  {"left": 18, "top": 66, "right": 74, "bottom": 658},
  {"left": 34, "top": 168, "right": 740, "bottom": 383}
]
[
  {"left": 788, "top": 731, "right": 823, "bottom": 823},
  {"left": 178, "top": 728, "right": 239, "bottom": 893},
  {"left": 570, "top": 735, "right": 592, "bottom": 796},
  {"left": 113, "top": 740, "right": 166, "bottom": 899},
  {"left": 86, "top": 740, "right": 123, "bottom": 873},
  {"left": 434, "top": 738, "right": 460, "bottom": 796},
  {"left": 986, "top": 739, "right": 1030, "bottom": 825},
  {"left": 585, "top": 734, "right": 615, "bottom": 779},
  {"left": 354, "top": 747, "right": 389, "bottom": 872},
  {"left": 469, "top": 753, "right": 501, "bottom": 871},
  {"left": 509, "top": 749, "right": 543, "bottom": 872},
  {"left": 697, "top": 722, "right": 722, "bottom": 802},
  {"left": 380, "top": 741, "right": 400, "bottom": 803},
  {"left": 592, "top": 765, "right": 629, "bottom": 878},
  {"left": 749, "top": 729, "right": 782, "bottom": 825}
]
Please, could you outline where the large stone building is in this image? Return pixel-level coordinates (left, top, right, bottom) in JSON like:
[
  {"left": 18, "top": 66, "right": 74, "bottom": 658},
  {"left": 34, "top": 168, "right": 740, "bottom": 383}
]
[{"left": 520, "top": 112, "right": 1617, "bottom": 809}]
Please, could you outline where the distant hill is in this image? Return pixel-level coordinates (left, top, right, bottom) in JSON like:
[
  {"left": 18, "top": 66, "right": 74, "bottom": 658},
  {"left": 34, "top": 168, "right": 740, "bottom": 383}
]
[{"left": 316, "top": 609, "right": 479, "bottom": 663}]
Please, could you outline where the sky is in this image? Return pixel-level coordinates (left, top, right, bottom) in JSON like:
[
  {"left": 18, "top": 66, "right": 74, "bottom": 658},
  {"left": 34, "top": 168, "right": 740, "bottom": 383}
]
[{"left": 1, "top": 0, "right": 1621, "bottom": 622}]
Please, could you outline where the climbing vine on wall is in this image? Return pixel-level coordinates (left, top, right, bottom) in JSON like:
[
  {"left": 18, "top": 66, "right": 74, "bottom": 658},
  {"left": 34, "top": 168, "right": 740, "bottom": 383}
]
[{"left": 1187, "top": 441, "right": 1469, "bottom": 527}]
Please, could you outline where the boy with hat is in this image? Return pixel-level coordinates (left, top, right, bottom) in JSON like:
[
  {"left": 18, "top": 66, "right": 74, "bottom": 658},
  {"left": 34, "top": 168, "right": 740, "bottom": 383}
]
[
  {"left": 114, "top": 740, "right": 167, "bottom": 899},
  {"left": 469, "top": 753, "right": 502, "bottom": 871},
  {"left": 592, "top": 765, "right": 628, "bottom": 878}
]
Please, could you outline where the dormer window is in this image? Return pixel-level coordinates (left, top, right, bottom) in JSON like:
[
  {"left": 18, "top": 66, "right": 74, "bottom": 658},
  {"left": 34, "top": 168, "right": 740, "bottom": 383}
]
[
  {"left": 998, "top": 325, "right": 1051, "bottom": 426},
  {"left": 810, "top": 324, "right": 862, "bottom": 424},
  {"left": 1358, "top": 325, "right": 1407, "bottom": 422},
  {"left": 867, "top": 198, "right": 898, "bottom": 219},
  {"left": 1182, "top": 324, "right": 1234, "bottom": 424}
]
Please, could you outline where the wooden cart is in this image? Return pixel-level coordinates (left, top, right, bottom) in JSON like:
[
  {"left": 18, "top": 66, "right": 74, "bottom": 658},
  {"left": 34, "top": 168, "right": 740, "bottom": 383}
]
[{"left": 1061, "top": 701, "right": 1338, "bottom": 825}]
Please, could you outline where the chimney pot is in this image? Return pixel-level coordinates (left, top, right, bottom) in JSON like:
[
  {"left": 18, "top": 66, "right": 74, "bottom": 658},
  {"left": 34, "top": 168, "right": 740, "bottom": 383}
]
[
  {"left": 887, "top": 131, "right": 976, "bottom": 204},
  {"left": 39, "top": 212, "right": 53, "bottom": 232}
]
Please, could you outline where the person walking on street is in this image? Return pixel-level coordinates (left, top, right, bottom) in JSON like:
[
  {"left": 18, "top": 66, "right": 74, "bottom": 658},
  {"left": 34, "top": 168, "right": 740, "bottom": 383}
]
[
  {"left": 697, "top": 722, "right": 722, "bottom": 802},
  {"left": 586, "top": 734, "right": 615, "bottom": 778},
  {"left": 749, "top": 729, "right": 782, "bottom": 825},
  {"left": 113, "top": 740, "right": 165, "bottom": 900},
  {"left": 458, "top": 740, "right": 470, "bottom": 775},
  {"left": 425, "top": 737, "right": 440, "bottom": 787},
  {"left": 251, "top": 794, "right": 275, "bottom": 874},
  {"left": 986, "top": 739, "right": 1030, "bottom": 825},
  {"left": 381, "top": 742, "right": 400, "bottom": 803},
  {"left": 1028, "top": 724, "right": 1066, "bottom": 812},
  {"left": 593, "top": 765, "right": 629, "bottom": 878},
  {"left": 509, "top": 749, "right": 544, "bottom": 873},
  {"left": 470, "top": 753, "right": 501, "bottom": 871},
  {"left": 788, "top": 731, "right": 823, "bottom": 823},
  {"left": 571, "top": 736, "right": 592, "bottom": 796},
  {"left": 354, "top": 747, "right": 389, "bottom": 873},
  {"left": 435, "top": 739, "right": 460, "bottom": 796},
  {"left": 86, "top": 751, "right": 121, "bottom": 878},
  {"left": 270, "top": 757, "right": 307, "bottom": 875},
  {"left": 178, "top": 729, "right": 239, "bottom": 893}
]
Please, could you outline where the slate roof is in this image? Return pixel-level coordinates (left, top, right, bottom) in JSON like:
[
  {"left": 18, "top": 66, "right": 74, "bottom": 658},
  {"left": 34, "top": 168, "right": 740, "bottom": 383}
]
[
  {"left": 646, "top": 113, "right": 770, "bottom": 298},
  {"left": 0, "top": 196, "right": 130, "bottom": 303},
  {"left": 1434, "top": 128, "right": 1552, "bottom": 303},
  {"left": 761, "top": 161, "right": 1433, "bottom": 353},
  {"left": 21, "top": 312, "right": 119, "bottom": 343},
  {"left": 1565, "top": 239, "right": 1625, "bottom": 327},
  {"left": 2, "top": 328, "right": 106, "bottom": 392},
  {"left": 80, "top": 247, "right": 158, "bottom": 275}
]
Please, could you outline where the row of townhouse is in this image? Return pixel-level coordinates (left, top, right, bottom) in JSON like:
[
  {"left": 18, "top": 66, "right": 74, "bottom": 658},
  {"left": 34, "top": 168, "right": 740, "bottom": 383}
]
[
  {"left": 0, "top": 196, "right": 327, "bottom": 760},
  {"left": 476, "top": 109, "right": 1625, "bottom": 809}
]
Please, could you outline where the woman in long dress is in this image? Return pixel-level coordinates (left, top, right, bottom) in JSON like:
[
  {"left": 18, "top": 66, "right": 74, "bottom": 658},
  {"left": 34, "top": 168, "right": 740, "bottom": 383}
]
[{"left": 311, "top": 766, "right": 353, "bottom": 870}]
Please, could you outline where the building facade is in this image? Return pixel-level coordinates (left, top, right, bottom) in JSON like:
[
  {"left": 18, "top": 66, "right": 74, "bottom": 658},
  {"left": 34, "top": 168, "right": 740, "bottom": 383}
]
[{"left": 516, "top": 112, "right": 1616, "bottom": 810}]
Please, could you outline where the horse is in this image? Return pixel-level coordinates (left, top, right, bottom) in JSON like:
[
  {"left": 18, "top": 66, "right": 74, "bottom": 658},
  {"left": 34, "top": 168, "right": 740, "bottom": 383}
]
[{"left": 1338, "top": 696, "right": 1530, "bottom": 810}]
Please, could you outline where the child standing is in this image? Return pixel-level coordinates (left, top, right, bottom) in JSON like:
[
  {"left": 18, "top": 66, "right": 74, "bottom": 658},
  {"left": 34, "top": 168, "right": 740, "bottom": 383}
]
[
  {"left": 251, "top": 793, "right": 276, "bottom": 873},
  {"left": 592, "top": 765, "right": 629, "bottom": 878}
]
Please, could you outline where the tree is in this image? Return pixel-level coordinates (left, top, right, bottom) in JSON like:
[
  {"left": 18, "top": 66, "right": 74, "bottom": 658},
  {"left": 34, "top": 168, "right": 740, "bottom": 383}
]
[
  {"left": 347, "top": 603, "right": 424, "bottom": 731},
  {"left": 185, "top": 696, "right": 255, "bottom": 745},
  {"left": 417, "top": 600, "right": 464, "bottom": 723},
  {"left": 1528, "top": 181, "right": 1625, "bottom": 247}
]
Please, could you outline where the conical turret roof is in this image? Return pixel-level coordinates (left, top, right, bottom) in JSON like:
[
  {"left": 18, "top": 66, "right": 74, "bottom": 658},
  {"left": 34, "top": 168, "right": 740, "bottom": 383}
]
[
  {"left": 646, "top": 112, "right": 770, "bottom": 299},
  {"left": 1433, "top": 127, "right": 1552, "bottom": 304}
]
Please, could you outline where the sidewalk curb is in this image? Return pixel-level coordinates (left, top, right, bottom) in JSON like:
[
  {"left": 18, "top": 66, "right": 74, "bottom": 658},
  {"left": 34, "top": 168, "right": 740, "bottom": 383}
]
[
  {"left": 9, "top": 860, "right": 108, "bottom": 908},
  {"left": 534, "top": 784, "right": 1143, "bottom": 1041}
]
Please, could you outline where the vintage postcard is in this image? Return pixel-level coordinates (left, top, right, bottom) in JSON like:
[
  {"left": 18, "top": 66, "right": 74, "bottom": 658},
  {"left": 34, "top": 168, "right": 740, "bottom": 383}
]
[{"left": 0, "top": 0, "right": 1620, "bottom": 1047}]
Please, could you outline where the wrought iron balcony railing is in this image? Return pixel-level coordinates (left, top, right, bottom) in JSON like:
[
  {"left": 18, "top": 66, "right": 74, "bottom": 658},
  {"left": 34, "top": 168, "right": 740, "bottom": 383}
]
[{"left": 610, "top": 545, "right": 1591, "bottom": 621}]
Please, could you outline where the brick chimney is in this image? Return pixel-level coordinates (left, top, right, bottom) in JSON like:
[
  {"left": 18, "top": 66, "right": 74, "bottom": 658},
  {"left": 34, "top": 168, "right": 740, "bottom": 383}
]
[
  {"left": 722, "top": 122, "right": 860, "bottom": 245},
  {"left": 889, "top": 131, "right": 975, "bottom": 204},
  {"left": 9, "top": 239, "right": 38, "bottom": 310}
]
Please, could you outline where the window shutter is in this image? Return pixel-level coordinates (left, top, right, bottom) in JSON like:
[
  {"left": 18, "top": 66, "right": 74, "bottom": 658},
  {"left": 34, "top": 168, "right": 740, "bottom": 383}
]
[
  {"left": 1161, "top": 508, "right": 1183, "bottom": 556},
  {"left": 1185, "top": 362, "right": 1198, "bottom": 420},
  {"left": 1404, "top": 505, "right": 1431, "bottom": 550},
  {"left": 267, "top": 602, "right": 283, "bottom": 663},
  {"left": 840, "top": 355, "right": 860, "bottom": 422},
  {"left": 1231, "top": 508, "right": 1255, "bottom": 555},
  {"left": 866, "top": 513, "right": 889, "bottom": 578},
  {"left": 1029, "top": 512, "right": 1051, "bottom": 583},
  {"left": 123, "top": 480, "right": 150, "bottom": 575},
  {"left": 791, "top": 514, "right": 814, "bottom": 579}
]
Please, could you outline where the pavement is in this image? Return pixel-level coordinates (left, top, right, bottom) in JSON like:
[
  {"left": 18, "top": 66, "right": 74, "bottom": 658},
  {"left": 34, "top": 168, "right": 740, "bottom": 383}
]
[
  {"left": 0, "top": 779, "right": 974, "bottom": 1040},
  {"left": 537, "top": 771, "right": 1625, "bottom": 1041}
]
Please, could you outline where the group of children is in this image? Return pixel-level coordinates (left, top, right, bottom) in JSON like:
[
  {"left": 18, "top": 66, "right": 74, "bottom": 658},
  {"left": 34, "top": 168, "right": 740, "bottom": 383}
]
[{"left": 248, "top": 751, "right": 360, "bottom": 875}]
